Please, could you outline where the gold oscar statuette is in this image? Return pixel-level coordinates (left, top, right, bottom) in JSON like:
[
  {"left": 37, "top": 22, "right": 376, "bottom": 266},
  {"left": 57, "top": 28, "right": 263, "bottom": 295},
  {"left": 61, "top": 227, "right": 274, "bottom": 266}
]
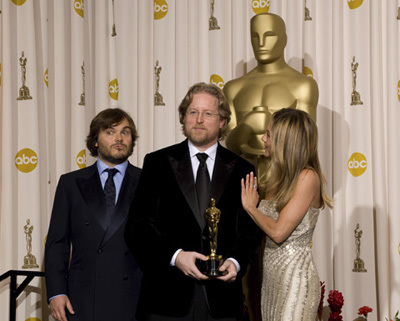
[
  {"left": 350, "top": 56, "right": 363, "bottom": 106},
  {"left": 22, "top": 219, "right": 39, "bottom": 269},
  {"left": 352, "top": 223, "right": 367, "bottom": 272},
  {"left": 17, "top": 51, "right": 33, "bottom": 101},
  {"left": 209, "top": 0, "right": 220, "bottom": 30},
  {"left": 304, "top": 0, "right": 312, "bottom": 21},
  {"left": 78, "top": 61, "right": 85, "bottom": 106},
  {"left": 199, "top": 198, "right": 227, "bottom": 277},
  {"left": 154, "top": 60, "right": 165, "bottom": 106}
]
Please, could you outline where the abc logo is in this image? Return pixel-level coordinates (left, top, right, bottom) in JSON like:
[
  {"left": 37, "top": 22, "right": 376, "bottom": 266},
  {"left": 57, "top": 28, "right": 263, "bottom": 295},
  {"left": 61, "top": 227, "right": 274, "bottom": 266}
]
[
  {"left": 303, "top": 66, "right": 314, "bottom": 78},
  {"left": 252, "top": 0, "right": 270, "bottom": 14},
  {"left": 76, "top": 149, "right": 86, "bottom": 169},
  {"left": 347, "top": 152, "right": 367, "bottom": 177},
  {"left": 210, "top": 74, "right": 224, "bottom": 89},
  {"left": 347, "top": 0, "right": 363, "bottom": 10},
  {"left": 397, "top": 80, "right": 400, "bottom": 102},
  {"left": 109, "top": 79, "right": 119, "bottom": 100},
  {"left": 74, "top": 0, "right": 84, "bottom": 18},
  {"left": 44, "top": 69, "right": 49, "bottom": 87},
  {"left": 154, "top": 0, "right": 168, "bottom": 20},
  {"left": 11, "top": 0, "right": 27, "bottom": 5},
  {"left": 15, "top": 148, "right": 38, "bottom": 173}
]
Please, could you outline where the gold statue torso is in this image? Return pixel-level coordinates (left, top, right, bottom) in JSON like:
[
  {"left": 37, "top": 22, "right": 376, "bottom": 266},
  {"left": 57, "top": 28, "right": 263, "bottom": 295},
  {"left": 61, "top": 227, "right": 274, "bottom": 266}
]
[{"left": 227, "top": 71, "right": 316, "bottom": 124}]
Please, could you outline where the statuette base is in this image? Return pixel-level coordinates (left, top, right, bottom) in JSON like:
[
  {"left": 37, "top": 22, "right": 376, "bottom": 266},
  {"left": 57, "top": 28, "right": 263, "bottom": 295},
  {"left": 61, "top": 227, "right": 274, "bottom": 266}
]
[
  {"left": 197, "top": 255, "right": 227, "bottom": 277},
  {"left": 352, "top": 258, "right": 367, "bottom": 272},
  {"left": 351, "top": 91, "right": 363, "bottom": 105},
  {"left": 17, "top": 86, "right": 32, "bottom": 100},
  {"left": 22, "top": 254, "right": 39, "bottom": 269},
  {"left": 79, "top": 93, "right": 85, "bottom": 106},
  {"left": 209, "top": 17, "right": 220, "bottom": 30},
  {"left": 154, "top": 93, "right": 165, "bottom": 106}
]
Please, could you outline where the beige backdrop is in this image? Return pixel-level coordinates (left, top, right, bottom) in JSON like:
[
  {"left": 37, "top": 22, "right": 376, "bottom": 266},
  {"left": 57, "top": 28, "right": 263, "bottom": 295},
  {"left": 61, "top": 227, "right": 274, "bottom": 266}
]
[{"left": 1, "top": 1, "right": 399, "bottom": 321}]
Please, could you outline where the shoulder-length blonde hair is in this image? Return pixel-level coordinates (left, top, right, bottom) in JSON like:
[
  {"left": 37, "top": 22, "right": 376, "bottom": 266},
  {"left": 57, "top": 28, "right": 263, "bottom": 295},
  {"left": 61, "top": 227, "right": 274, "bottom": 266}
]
[{"left": 265, "top": 108, "right": 332, "bottom": 212}]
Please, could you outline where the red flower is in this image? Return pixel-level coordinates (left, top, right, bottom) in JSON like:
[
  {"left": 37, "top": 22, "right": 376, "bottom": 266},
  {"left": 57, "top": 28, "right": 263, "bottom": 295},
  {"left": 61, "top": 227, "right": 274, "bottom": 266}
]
[
  {"left": 328, "top": 290, "right": 344, "bottom": 313},
  {"left": 328, "top": 311, "right": 343, "bottom": 321},
  {"left": 318, "top": 281, "right": 326, "bottom": 319},
  {"left": 358, "top": 305, "right": 373, "bottom": 317}
]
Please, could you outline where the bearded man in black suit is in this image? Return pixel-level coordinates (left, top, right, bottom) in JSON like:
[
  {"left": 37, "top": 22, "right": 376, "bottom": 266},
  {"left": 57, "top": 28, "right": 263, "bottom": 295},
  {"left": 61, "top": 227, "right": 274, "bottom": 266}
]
[
  {"left": 125, "top": 83, "right": 262, "bottom": 321},
  {"left": 45, "top": 108, "right": 142, "bottom": 321}
]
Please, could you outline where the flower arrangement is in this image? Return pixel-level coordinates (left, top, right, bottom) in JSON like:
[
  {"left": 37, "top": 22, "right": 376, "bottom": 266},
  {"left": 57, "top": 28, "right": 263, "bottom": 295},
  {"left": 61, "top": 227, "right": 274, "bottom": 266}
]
[
  {"left": 357, "top": 306, "right": 373, "bottom": 319},
  {"left": 318, "top": 281, "right": 326, "bottom": 320},
  {"left": 319, "top": 281, "right": 384, "bottom": 321},
  {"left": 328, "top": 290, "right": 344, "bottom": 321},
  {"left": 386, "top": 311, "right": 400, "bottom": 321}
]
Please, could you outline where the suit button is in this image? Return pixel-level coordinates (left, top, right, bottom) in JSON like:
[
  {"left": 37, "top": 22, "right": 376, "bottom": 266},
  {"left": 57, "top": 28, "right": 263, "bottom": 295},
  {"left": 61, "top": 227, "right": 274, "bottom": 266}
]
[
  {"left": 97, "top": 249, "right": 102, "bottom": 254},
  {"left": 123, "top": 275, "right": 128, "bottom": 280},
  {"left": 202, "top": 235, "right": 207, "bottom": 240},
  {"left": 84, "top": 220, "right": 90, "bottom": 226}
]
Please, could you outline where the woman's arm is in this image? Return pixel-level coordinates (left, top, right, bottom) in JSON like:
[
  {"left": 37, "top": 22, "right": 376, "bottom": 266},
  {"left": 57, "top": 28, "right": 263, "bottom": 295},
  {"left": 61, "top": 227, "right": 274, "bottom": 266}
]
[{"left": 241, "top": 170, "right": 320, "bottom": 243}]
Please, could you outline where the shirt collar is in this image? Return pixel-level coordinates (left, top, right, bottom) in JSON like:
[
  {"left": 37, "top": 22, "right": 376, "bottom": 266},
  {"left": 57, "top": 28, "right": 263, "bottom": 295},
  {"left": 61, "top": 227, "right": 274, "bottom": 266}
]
[
  {"left": 97, "top": 158, "right": 128, "bottom": 176},
  {"left": 188, "top": 140, "right": 218, "bottom": 162}
]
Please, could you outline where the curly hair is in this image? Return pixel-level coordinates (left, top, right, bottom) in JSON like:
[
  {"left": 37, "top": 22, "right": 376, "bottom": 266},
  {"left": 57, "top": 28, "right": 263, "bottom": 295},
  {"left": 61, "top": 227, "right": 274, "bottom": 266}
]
[{"left": 86, "top": 108, "right": 138, "bottom": 157}]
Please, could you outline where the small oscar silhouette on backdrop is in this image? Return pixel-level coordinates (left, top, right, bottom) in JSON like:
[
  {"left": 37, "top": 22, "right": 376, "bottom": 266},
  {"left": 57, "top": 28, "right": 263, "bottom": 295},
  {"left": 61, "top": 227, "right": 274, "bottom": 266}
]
[
  {"left": 78, "top": 61, "right": 85, "bottom": 106},
  {"left": 352, "top": 223, "right": 367, "bottom": 272},
  {"left": 209, "top": 0, "right": 220, "bottom": 30},
  {"left": 305, "top": 0, "right": 312, "bottom": 21},
  {"left": 154, "top": 60, "right": 165, "bottom": 106},
  {"left": 111, "top": 0, "right": 117, "bottom": 36},
  {"left": 17, "top": 51, "right": 33, "bottom": 101},
  {"left": 22, "top": 219, "right": 39, "bottom": 268},
  {"left": 350, "top": 56, "right": 363, "bottom": 106}
]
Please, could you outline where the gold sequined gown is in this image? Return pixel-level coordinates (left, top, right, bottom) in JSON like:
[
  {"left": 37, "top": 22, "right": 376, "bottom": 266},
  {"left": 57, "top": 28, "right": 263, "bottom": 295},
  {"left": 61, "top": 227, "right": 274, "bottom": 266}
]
[{"left": 258, "top": 200, "right": 320, "bottom": 321}]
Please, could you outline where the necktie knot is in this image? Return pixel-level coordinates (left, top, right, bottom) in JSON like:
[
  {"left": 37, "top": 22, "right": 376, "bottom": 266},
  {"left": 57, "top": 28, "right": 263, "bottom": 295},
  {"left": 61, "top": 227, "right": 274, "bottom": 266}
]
[
  {"left": 196, "top": 153, "right": 208, "bottom": 165},
  {"left": 105, "top": 168, "right": 118, "bottom": 178}
]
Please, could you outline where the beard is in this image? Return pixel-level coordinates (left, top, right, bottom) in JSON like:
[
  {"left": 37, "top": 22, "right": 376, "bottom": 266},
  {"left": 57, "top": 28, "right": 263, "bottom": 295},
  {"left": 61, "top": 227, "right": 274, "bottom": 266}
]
[
  {"left": 183, "top": 126, "right": 220, "bottom": 149},
  {"left": 97, "top": 143, "right": 134, "bottom": 165}
]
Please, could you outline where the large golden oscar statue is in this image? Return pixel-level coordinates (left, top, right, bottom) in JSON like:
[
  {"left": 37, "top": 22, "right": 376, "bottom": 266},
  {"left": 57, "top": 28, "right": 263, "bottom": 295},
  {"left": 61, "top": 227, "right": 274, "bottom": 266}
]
[
  {"left": 223, "top": 13, "right": 318, "bottom": 321},
  {"left": 224, "top": 13, "right": 318, "bottom": 191}
]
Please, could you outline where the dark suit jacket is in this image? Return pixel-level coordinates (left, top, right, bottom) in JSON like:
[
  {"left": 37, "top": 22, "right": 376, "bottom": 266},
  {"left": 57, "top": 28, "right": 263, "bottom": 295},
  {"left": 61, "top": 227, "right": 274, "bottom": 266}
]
[
  {"left": 125, "top": 140, "right": 262, "bottom": 319},
  {"left": 45, "top": 162, "right": 142, "bottom": 321}
]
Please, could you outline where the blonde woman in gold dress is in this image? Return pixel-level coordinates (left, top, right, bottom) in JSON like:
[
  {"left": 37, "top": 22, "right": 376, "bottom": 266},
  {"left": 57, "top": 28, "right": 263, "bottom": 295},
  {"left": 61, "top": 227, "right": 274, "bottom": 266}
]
[{"left": 241, "top": 108, "right": 332, "bottom": 321}]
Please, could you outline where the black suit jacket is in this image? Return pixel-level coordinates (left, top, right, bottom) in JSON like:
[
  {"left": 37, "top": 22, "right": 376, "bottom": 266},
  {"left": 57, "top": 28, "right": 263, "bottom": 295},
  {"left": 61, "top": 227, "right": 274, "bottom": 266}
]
[
  {"left": 45, "top": 162, "right": 142, "bottom": 321},
  {"left": 125, "top": 140, "right": 262, "bottom": 319}
]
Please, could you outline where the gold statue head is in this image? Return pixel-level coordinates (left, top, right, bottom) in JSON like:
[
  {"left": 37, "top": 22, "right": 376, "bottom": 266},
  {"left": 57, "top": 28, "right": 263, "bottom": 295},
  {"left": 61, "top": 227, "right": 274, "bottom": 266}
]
[
  {"left": 250, "top": 13, "right": 287, "bottom": 65},
  {"left": 210, "top": 198, "right": 216, "bottom": 207}
]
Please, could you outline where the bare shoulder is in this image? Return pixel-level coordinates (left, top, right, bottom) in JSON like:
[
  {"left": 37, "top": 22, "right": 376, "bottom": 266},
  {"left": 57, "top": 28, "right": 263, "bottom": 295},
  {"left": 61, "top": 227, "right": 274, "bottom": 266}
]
[
  {"left": 298, "top": 169, "right": 320, "bottom": 186},
  {"left": 297, "top": 169, "right": 321, "bottom": 207}
]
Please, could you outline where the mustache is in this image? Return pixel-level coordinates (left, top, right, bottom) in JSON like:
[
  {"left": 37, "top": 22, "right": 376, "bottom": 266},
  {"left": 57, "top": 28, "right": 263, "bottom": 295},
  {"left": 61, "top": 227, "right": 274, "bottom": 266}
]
[{"left": 111, "top": 142, "right": 127, "bottom": 147}]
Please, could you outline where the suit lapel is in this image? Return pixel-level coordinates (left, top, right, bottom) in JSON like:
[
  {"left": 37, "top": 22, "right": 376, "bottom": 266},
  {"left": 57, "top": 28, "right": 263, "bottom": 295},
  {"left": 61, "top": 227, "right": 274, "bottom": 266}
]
[
  {"left": 210, "top": 144, "right": 236, "bottom": 204},
  {"left": 168, "top": 141, "right": 203, "bottom": 227},
  {"left": 76, "top": 164, "right": 107, "bottom": 246},
  {"left": 168, "top": 141, "right": 237, "bottom": 229},
  {"left": 76, "top": 164, "right": 107, "bottom": 228}
]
